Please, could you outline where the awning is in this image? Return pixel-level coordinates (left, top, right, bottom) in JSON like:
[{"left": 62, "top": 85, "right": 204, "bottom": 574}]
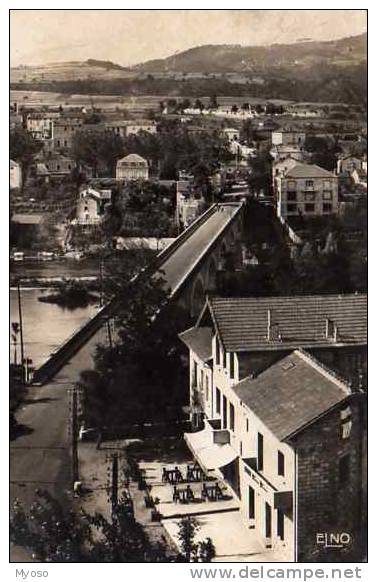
[{"left": 184, "top": 429, "right": 238, "bottom": 471}]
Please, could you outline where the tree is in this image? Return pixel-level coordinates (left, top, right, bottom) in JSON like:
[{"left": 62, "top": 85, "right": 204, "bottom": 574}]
[
  {"left": 247, "top": 147, "right": 273, "bottom": 196},
  {"left": 10, "top": 490, "right": 171, "bottom": 562},
  {"left": 177, "top": 517, "right": 200, "bottom": 561},
  {"left": 10, "top": 127, "right": 43, "bottom": 187},
  {"left": 231, "top": 104, "right": 238, "bottom": 114},
  {"left": 209, "top": 94, "right": 218, "bottom": 109},
  {"left": 304, "top": 136, "right": 340, "bottom": 171},
  {"left": 72, "top": 129, "right": 124, "bottom": 177},
  {"left": 78, "top": 257, "right": 191, "bottom": 431},
  {"left": 176, "top": 517, "right": 216, "bottom": 562},
  {"left": 194, "top": 99, "right": 204, "bottom": 112}
]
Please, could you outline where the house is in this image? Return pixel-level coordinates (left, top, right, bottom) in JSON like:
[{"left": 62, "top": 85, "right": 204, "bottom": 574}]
[
  {"left": 274, "top": 162, "right": 339, "bottom": 219},
  {"left": 25, "top": 113, "right": 55, "bottom": 141},
  {"left": 351, "top": 168, "right": 367, "bottom": 190},
  {"left": 179, "top": 294, "right": 367, "bottom": 561},
  {"left": 272, "top": 157, "right": 298, "bottom": 182},
  {"left": 115, "top": 153, "right": 149, "bottom": 182},
  {"left": 176, "top": 181, "right": 206, "bottom": 228},
  {"left": 51, "top": 117, "right": 83, "bottom": 151},
  {"left": 73, "top": 187, "right": 112, "bottom": 226},
  {"left": 270, "top": 144, "right": 305, "bottom": 163},
  {"left": 10, "top": 159, "right": 22, "bottom": 189},
  {"left": 105, "top": 120, "right": 157, "bottom": 138},
  {"left": 337, "top": 156, "right": 364, "bottom": 175},
  {"left": 221, "top": 128, "right": 240, "bottom": 142},
  {"left": 271, "top": 130, "right": 306, "bottom": 147},
  {"left": 36, "top": 153, "right": 75, "bottom": 178}
]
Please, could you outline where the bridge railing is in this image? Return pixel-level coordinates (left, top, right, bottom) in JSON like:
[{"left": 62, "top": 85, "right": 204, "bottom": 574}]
[
  {"left": 31, "top": 202, "right": 243, "bottom": 385},
  {"left": 32, "top": 300, "right": 118, "bottom": 385}
]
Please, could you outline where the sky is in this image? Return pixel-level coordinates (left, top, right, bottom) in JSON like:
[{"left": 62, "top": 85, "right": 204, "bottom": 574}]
[{"left": 10, "top": 9, "right": 367, "bottom": 68}]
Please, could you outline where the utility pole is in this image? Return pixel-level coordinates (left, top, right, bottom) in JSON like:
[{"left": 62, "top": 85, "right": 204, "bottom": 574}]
[
  {"left": 107, "top": 318, "right": 113, "bottom": 350},
  {"left": 106, "top": 452, "right": 119, "bottom": 519},
  {"left": 111, "top": 453, "right": 119, "bottom": 516},
  {"left": 99, "top": 255, "right": 104, "bottom": 307},
  {"left": 17, "top": 281, "right": 25, "bottom": 383},
  {"left": 69, "top": 387, "right": 79, "bottom": 489}
]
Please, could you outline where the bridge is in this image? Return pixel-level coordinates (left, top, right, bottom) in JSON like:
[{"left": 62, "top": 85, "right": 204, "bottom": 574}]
[{"left": 32, "top": 201, "right": 244, "bottom": 384}]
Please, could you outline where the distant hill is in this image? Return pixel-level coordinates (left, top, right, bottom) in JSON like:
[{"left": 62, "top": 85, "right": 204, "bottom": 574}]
[
  {"left": 10, "top": 33, "right": 367, "bottom": 104},
  {"left": 10, "top": 59, "right": 132, "bottom": 83},
  {"left": 133, "top": 33, "right": 366, "bottom": 73}
]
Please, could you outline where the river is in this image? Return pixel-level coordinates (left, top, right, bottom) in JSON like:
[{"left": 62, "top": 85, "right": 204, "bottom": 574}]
[{"left": 10, "top": 288, "right": 99, "bottom": 368}]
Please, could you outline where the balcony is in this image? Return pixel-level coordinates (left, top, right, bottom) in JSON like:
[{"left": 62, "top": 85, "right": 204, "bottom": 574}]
[
  {"left": 184, "top": 418, "right": 237, "bottom": 471},
  {"left": 242, "top": 458, "right": 293, "bottom": 514}
]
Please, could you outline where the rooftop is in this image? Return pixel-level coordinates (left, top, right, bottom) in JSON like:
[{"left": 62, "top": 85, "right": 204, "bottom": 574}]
[
  {"left": 179, "top": 326, "right": 213, "bottom": 362},
  {"left": 117, "top": 153, "right": 148, "bottom": 166},
  {"left": 285, "top": 163, "right": 335, "bottom": 179},
  {"left": 12, "top": 214, "right": 43, "bottom": 225},
  {"left": 233, "top": 349, "right": 351, "bottom": 441},
  {"left": 203, "top": 294, "right": 367, "bottom": 352}
]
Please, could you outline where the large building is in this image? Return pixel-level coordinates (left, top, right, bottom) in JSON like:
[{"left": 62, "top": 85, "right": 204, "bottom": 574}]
[
  {"left": 271, "top": 130, "right": 306, "bottom": 147},
  {"left": 274, "top": 162, "right": 339, "bottom": 219},
  {"left": 115, "top": 153, "right": 149, "bottom": 182},
  {"left": 179, "top": 294, "right": 367, "bottom": 561}
]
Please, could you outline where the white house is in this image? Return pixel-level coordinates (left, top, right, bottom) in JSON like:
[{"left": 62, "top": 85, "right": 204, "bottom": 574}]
[{"left": 116, "top": 153, "right": 149, "bottom": 182}]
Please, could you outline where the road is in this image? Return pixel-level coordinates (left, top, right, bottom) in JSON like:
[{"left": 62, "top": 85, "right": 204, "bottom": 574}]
[
  {"left": 159, "top": 204, "right": 242, "bottom": 295},
  {"left": 10, "top": 326, "right": 107, "bottom": 560}
]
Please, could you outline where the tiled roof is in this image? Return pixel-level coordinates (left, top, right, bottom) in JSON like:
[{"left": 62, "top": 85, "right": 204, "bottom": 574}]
[
  {"left": 117, "top": 153, "right": 148, "bottom": 165},
  {"left": 285, "top": 163, "right": 335, "bottom": 179},
  {"left": 179, "top": 326, "right": 213, "bottom": 362},
  {"left": 233, "top": 350, "right": 351, "bottom": 440},
  {"left": 207, "top": 294, "right": 367, "bottom": 352}
]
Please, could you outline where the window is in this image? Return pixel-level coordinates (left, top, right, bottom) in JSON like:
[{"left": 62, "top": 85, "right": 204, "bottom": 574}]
[
  {"left": 216, "top": 388, "right": 221, "bottom": 415},
  {"left": 278, "top": 451, "right": 285, "bottom": 476},
  {"left": 323, "top": 191, "right": 333, "bottom": 200},
  {"left": 287, "top": 180, "right": 296, "bottom": 191},
  {"left": 277, "top": 509, "right": 285, "bottom": 540},
  {"left": 304, "top": 192, "right": 315, "bottom": 202},
  {"left": 323, "top": 180, "right": 331, "bottom": 190},
  {"left": 229, "top": 403, "right": 235, "bottom": 431},
  {"left": 339, "top": 454, "right": 350, "bottom": 485},
  {"left": 340, "top": 406, "right": 352, "bottom": 439},
  {"left": 265, "top": 502, "right": 272, "bottom": 538},
  {"left": 248, "top": 486, "right": 255, "bottom": 519},
  {"left": 287, "top": 192, "right": 297, "bottom": 201},
  {"left": 229, "top": 352, "right": 235, "bottom": 379},
  {"left": 222, "top": 395, "right": 228, "bottom": 429},
  {"left": 305, "top": 180, "right": 314, "bottom": 189},
  {"left": 286, "top": 203, "right": 297, "bottom": 214},
  {"left": 246, "top": 418, "right": 249, "bottom": 432},
  {"left": 323, "top": 203, "right": 333, "bottom": 213},
  {"left": 257, "top": 433, "right": 264, "bottom": 471},
  {"left": 193, "top": 361, "right": 198, "bottom": 387},
  {"left": 205, "top": 377, "right": 209, "bottom": 402},
  {"left": 305, "top": 203, "right": 315, "bottom": 213}
]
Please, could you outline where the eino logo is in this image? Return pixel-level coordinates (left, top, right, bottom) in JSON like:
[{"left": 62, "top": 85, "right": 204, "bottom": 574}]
[{"left": 316, "top": 532, "right": 353, "bottom": 549}]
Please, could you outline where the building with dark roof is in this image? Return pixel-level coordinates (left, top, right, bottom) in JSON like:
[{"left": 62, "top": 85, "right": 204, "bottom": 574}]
[
  {"left": 179, "top": 294, "right": 366, "bottom": 561},
  {"left": 274, "top": 161, "right": 339, "bottom": 220}
]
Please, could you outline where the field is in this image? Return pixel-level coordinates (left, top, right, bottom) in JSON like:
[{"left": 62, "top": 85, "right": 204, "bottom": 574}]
[{"left": 11, "top": 89, "right": 296, "bottom": 112}]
